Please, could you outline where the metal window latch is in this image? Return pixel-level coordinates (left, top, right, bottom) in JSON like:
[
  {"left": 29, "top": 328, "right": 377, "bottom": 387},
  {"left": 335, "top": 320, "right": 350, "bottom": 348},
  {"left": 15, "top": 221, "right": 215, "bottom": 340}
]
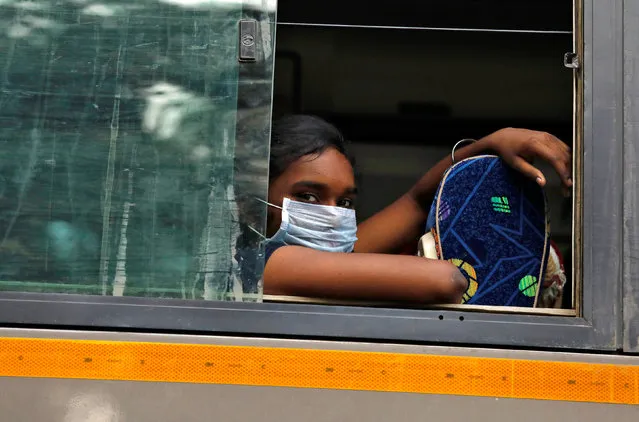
[
  {"left": 239, "top": 19, "right": 257, "bottom": 63},
  {"left": 564, "top": 52, "right": 580, "bottom": 70}
]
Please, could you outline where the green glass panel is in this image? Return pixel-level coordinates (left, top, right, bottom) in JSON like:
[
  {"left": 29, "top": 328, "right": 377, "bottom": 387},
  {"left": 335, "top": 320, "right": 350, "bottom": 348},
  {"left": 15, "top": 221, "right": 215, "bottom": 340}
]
[{"left": 0, "top": 0, "right": 276, "bottom": 301}]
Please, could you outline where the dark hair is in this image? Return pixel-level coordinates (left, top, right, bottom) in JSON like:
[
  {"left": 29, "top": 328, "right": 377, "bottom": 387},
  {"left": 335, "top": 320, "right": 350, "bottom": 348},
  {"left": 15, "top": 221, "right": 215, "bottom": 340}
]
[{"left": 269, "top": 114, "right": 354, "bottom": 181}]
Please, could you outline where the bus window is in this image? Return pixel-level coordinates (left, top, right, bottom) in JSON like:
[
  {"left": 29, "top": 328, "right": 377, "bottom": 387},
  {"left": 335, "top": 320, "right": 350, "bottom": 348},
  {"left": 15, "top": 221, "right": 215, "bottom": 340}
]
[
  {"left": 0, "top": 0, "right": 624, "bottom": 352},
  {"left": 269, "top": 0, "right": 577, "bottom": 313},
  {"left": 0, "top": 0, "right": 275, "bottom": 302}
]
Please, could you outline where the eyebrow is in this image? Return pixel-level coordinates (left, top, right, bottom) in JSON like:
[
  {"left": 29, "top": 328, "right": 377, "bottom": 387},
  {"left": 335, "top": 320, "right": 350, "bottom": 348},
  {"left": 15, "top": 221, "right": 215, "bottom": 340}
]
[{"left": 291, "top": 181, "right": 358, "bottom": 195}]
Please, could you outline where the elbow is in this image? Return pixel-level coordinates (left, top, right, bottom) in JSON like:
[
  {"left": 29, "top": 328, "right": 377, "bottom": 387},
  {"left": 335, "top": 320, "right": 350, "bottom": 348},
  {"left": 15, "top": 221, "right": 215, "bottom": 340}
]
[{"left": 438, "top": 266, "right": 468, "bottom": 304}]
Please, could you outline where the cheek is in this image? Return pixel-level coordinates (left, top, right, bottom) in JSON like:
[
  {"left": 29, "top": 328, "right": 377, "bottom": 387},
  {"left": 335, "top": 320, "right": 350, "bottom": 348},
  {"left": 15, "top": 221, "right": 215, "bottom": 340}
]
[
  {"left": 266, "top": 182, "right": 287, "bottom": 235},
  {"left": 266, "top": 206, "right": 282, "bottom": 237}
]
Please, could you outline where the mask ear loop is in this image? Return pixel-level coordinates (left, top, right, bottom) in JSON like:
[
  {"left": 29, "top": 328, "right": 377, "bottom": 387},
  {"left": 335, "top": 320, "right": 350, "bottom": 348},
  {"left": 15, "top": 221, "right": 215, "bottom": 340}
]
[
  {"left": 451, "top": 138, "right": 477, "bottom": 164},
  {"left": 246, "top": 224, "right": 267, "bottom": 240},
  {"left": 254, "top": 197, "right": 282, "bottom": 210},
  {"left": 248, "top": 197, "right": 283, "bottom": 240}
]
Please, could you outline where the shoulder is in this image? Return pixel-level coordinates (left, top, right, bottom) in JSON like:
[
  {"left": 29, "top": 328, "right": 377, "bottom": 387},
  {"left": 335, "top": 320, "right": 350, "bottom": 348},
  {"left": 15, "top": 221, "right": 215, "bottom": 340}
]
[{"left": 264, "top": 241, "right": 286, "bottom": 264}]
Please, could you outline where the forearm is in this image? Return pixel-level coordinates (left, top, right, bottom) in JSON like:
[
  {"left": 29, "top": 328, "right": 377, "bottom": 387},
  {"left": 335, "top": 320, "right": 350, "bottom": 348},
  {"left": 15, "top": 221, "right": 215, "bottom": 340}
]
[
  {"left": 264, "top": 246, "right": 468, "bottom": 304},
  {"left": 356, "top": 136, "right": 497, "bottom": 254},
  {"left": 409, "top": 136, "right": 497, "bottom": 207},
  {"left": 354, "top": 193, "right": 427, "bottom": 254}
]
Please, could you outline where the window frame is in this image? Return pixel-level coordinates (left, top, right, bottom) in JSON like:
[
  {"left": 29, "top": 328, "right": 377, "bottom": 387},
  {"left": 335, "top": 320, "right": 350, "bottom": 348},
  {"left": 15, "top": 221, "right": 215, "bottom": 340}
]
[
  {"left": 622, "top": 0, "right": 639, "bottom": 354},
  {"left": 0, "top": 0, "right": 626, "bottom": 352}
]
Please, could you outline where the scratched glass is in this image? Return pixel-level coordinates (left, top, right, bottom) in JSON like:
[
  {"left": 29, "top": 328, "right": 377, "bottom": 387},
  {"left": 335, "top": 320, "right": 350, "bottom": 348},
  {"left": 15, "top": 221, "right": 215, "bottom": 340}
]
[{"left": 0, "top": 0, "right": 275, "bottom": 301}]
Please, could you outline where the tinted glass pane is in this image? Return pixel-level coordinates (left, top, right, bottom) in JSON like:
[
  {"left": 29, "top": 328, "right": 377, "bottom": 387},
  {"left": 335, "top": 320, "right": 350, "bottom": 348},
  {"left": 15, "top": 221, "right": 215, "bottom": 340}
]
[{"left": 0, "top": 0, "right": 275, "bottom": 301}]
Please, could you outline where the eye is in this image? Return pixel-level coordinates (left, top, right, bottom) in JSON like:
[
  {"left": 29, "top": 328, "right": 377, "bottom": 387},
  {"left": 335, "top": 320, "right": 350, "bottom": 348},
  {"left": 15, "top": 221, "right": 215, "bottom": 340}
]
[
  {"left": 295, "top": 192, "right": 320, "bottom": 203},
  {"left": 338, "top": 197, "right": 355, "bottom": 209}
]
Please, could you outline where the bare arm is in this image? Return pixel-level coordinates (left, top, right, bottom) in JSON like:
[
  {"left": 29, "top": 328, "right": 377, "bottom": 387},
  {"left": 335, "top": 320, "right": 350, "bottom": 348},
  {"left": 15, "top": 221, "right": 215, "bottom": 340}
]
[
  {"left": 354, "top": 128, "right": 573, "bottom": 254},
  {"left": 264, "top": 245, "right": 468, "bottom": 304},
  {"left": 354, "top": 137, "right": 494, "bottom": 254}
]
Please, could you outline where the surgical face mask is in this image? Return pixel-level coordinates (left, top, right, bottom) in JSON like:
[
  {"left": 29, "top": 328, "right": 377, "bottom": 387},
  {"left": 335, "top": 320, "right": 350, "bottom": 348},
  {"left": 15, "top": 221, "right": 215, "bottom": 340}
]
[{"left": 260, "top": 197, "right": 358, "bottom": 253}]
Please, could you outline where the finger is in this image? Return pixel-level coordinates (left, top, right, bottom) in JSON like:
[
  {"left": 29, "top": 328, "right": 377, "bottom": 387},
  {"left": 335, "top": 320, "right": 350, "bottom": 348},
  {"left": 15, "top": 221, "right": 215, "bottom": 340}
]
[
  {"left": 508, "top": 156, "right": 547, "bottom": 186},
  {"left": 541, "top": 132, "right": 571, "bottom": 154},
  {"left": 540, "top": 133, "right": 573, "bottom": 176},
  {"left": 547, "top": 154, "right": 573, "bottom": 188},
  {"left": 528, "top": 140, "right": 573, "bottom": 188},
  {"left": 549, "top": 151, "right": 573, "bottom": 188}
]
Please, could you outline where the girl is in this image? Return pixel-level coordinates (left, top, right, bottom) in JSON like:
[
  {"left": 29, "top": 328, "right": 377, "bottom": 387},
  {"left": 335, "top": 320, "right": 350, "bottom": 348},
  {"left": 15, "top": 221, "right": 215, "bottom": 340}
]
[{"left": 262, "top": 115, "right": 572, "bottom": 304}]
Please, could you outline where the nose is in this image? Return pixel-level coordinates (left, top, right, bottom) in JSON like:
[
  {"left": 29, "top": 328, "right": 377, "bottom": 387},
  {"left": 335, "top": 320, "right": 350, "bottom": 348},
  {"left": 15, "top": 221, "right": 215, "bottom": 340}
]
[{"left": 324, "top": 197, "right": 340, "bottom": 207}]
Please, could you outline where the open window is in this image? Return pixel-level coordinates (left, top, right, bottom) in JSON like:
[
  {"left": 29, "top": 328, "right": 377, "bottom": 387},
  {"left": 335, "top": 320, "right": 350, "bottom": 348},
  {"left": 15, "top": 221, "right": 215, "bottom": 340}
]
[
  {"left": 267, "top": 0, "right": 578, "bottom": 315},
  {"left": 0, "top": 0, "right": 624, "bottom": 352}
]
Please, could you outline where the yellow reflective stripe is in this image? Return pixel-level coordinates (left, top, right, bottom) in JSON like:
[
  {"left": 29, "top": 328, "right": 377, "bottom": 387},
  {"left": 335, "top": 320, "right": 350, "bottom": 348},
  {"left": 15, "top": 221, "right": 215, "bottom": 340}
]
[{"left": 1, "top": 337, "right": 638, "bottom": 405}]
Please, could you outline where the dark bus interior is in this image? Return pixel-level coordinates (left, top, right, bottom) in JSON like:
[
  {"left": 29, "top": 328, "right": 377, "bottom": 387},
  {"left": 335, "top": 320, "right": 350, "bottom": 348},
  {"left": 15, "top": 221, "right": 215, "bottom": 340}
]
[{"left": 272, "top": 0, "right": 575, "bottom": 308}]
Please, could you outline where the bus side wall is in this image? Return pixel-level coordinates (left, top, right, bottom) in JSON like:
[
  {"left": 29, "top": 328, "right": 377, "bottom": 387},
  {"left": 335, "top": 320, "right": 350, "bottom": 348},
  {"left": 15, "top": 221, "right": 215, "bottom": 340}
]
[
  {"left": 4, "top": 377, "right": 637, "bottom": 422},
  {"left": 1, "top": 330, "right": 638, "bottom": 422}
]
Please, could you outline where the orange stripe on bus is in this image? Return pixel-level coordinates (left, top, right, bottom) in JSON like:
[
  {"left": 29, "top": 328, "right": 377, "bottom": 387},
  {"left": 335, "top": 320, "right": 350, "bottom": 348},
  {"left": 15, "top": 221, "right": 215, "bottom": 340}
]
[{"left": 0, "top": 337, "right": 637, "bottom": 405}]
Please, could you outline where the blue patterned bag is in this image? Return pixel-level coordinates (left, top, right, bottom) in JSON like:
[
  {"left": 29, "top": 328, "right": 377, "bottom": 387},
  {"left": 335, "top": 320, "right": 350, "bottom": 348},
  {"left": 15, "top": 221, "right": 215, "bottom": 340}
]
[{"left": 421, "top": 155, "right": 551, "bottom": 307}]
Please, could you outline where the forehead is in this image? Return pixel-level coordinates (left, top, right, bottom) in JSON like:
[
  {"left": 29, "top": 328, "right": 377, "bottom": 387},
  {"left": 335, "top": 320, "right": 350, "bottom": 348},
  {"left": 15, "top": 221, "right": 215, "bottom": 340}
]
[{"left": 279, "top": 148, "right": 355, "bottom": 189}]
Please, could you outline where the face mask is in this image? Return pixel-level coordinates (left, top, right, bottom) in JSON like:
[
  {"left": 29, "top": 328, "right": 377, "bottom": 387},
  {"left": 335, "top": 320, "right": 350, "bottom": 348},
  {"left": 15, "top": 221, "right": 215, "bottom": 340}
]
[{"left": 259, "top": 197, "right": 358, "bottom": 253}]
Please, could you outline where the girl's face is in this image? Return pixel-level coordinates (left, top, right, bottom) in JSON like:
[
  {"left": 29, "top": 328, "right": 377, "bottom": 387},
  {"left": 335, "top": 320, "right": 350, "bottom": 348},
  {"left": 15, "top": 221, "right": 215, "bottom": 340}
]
[{"left": 267, "top": 147, "right": 357, "bottom": 237}]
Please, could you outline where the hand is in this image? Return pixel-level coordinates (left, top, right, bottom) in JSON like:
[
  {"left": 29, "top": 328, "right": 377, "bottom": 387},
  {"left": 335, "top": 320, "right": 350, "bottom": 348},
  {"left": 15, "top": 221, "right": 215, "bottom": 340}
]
[{"left": 484, "top": 127, "right": 573, "bottom": 191}]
